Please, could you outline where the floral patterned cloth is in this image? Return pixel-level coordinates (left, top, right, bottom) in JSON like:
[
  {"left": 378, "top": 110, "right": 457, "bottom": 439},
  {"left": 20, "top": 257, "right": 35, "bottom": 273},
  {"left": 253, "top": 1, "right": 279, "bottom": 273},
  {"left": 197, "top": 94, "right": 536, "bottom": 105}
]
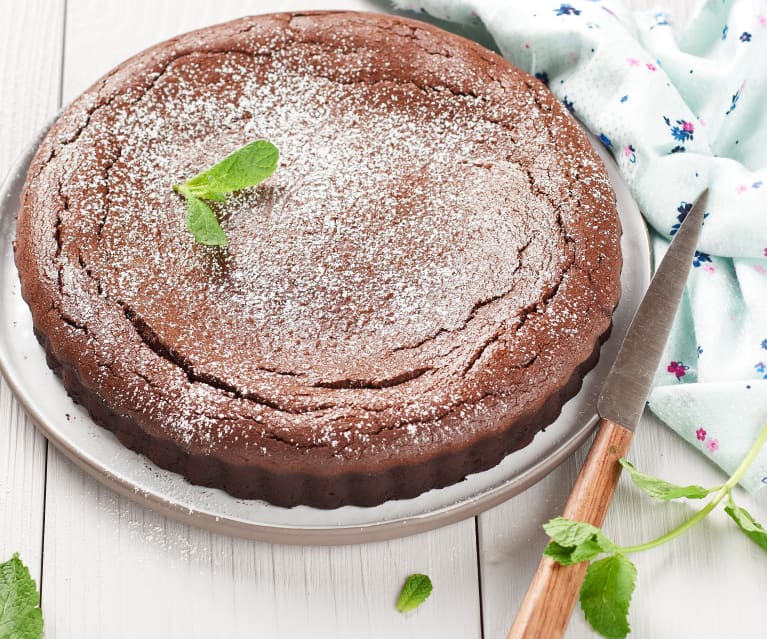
[{"left": 393, "top": 0, "right": 767, "bottom": 490}]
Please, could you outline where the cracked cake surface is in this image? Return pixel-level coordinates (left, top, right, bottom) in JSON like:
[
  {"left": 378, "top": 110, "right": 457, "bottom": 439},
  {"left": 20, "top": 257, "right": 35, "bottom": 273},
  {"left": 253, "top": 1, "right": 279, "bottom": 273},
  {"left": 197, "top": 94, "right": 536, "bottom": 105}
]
[{"left": 15, "top": 11, "right": 621, "bottom": 508}]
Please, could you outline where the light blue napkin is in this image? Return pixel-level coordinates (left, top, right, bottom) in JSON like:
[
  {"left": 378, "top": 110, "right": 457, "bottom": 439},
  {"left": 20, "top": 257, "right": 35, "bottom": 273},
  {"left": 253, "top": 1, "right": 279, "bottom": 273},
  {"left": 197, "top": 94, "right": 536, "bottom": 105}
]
[{"left": 393, "top": 0, "right": 767, "bottom": 490}]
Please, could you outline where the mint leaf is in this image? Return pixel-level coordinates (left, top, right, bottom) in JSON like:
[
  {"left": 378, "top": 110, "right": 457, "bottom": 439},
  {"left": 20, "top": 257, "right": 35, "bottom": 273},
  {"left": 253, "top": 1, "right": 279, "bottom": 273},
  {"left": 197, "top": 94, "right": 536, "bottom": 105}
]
[
  {"left": 543, "top": 541, "right": 581, "bottom": 565},
  {"left": 544, "top": 517, "right": 604, "bottom": 546},
  {"left": 544, "top": 540, "right": 603, "bottom": 566},
  {"left": 173, "top": 139, "right": 279, "bottom": 245},
  {"left": 580, "top": 554, "right": 636, "bottom": 639},
  {"left": 0, "top": 554, "right": 43, "bottom": 639},
  {"left": 184, "top": 193, "right": 228, "bottom": 247},
  {"left": 396, "top": 574, "right": 433, "bottom": 613},
  {"left": 183, "top": 139, "right": 278, "bottom": 201},
  {"left": 542, "top": 517, "right": 617, "bottom": 565},
  {"left": 545, "top": 537, "right": 607, "bottom": 566},
  {"left": 619, "top": 459, "right": 712, "bottom": 501},
  {"left": 725, "top": 503, "right": 767, "bottom": 552}
]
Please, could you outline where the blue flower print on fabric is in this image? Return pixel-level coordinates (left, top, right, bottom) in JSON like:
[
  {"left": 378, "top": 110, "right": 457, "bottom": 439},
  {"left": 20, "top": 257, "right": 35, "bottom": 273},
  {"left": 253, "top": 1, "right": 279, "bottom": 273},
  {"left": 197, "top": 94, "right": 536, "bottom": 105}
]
[
  {"left": 692, "top": 251, "right": 712, "bottom": 267},
  {"left": 664, "top": 116, "right": 695, "bottom": 143},
  {"left": 668, "top": 202, "right": 692, "bottom": 235},
  {"left": 651, "top": 12, "right": 670, "bottom": 29},
  {"left": 555, "top": 4, "right": 581, "bottom": 16},
  {"left": 670, "top": 201, "right": 709, "bottom": 235},
  {"left": 671, "top": 201, "right": 691, "bottom": 235},
  {"left": 726, "top": 83, "right": 744, "bottom": 115}
]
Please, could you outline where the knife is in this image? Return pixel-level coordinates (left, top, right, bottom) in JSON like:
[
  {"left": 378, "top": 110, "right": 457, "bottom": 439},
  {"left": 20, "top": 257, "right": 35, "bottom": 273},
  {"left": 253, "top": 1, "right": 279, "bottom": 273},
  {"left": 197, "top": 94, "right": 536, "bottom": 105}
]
[{"left": 507, "top": 189, "right": 709, "bottom": 639}]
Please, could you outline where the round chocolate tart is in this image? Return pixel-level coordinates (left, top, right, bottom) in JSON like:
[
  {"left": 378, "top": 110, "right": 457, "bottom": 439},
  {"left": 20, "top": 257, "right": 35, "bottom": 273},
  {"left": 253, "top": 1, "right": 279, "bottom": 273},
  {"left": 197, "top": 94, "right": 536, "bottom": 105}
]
[{"left": 15, "top": 12, "right": 621, "bottom": 508}]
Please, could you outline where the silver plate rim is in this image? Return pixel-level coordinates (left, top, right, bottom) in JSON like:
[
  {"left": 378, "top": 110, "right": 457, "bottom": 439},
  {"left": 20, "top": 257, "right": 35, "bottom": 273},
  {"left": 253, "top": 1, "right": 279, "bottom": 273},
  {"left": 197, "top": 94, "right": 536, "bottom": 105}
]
[{"left": 0, "top": 123, "right": 650, "bottom": 545}]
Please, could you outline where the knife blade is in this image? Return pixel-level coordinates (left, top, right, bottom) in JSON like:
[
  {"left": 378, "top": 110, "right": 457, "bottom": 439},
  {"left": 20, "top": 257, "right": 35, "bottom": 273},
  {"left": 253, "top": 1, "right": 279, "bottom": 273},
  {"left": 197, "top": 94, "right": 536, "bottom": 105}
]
[
  {"left": 597, "top": 191, "right": 707, "bottom": 429},
  {"left": 508, "top": 189, "right": 709, "bottom": 639}
]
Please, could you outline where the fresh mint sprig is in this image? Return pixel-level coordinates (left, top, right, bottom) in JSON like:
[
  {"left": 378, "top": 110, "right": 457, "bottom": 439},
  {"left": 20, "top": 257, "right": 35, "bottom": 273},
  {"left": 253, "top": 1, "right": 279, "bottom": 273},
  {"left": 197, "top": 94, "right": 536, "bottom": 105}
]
[
  {"left": 618, "top": 459, "right": 714, "bottom": 501},
  {"left": 543, "top": 421, "right": 767, "bottom": 639},
  {"left": 173, "top": 139, "right": 279, "bottom": 246},
  {"left": 0, "top": 553, "right": 43, "bottom": 638},
  {"left": 396, "top": 573, "right": 433, "bottom": 613}
]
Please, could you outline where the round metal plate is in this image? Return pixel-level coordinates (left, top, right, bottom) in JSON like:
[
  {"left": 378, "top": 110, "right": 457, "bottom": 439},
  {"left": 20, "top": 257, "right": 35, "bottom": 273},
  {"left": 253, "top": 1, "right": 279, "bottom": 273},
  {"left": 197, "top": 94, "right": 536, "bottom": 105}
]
[{"left": 0, "top": 124, "right": 650, "bottom": 544}]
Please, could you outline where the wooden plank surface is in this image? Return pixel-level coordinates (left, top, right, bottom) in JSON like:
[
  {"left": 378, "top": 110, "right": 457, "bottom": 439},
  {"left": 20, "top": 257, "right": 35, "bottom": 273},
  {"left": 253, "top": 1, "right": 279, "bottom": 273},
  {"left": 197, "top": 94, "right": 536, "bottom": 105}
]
[
  {"left": 42, "top": 452, "right": 481, "bottom": 638},
  {"left": 0, "top": 0, "right": 64, "bottom": 579}
]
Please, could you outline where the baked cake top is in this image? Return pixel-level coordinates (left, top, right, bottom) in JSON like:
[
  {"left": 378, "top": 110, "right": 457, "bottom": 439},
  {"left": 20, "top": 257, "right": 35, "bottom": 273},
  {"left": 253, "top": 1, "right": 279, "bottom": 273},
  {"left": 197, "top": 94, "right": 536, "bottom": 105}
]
[{"left": 16, "top": 12, "right": 620, "bottom": 504}]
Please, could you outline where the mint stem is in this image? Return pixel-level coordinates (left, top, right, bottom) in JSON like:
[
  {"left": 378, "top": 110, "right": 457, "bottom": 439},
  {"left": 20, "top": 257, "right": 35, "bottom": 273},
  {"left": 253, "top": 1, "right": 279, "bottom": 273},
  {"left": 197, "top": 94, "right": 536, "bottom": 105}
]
[
  {"left": 619, "top": 421, "right": 767, "bottom": 554},
  {"left": 173, "top": 183, "right": 191, "bottom": 197}
]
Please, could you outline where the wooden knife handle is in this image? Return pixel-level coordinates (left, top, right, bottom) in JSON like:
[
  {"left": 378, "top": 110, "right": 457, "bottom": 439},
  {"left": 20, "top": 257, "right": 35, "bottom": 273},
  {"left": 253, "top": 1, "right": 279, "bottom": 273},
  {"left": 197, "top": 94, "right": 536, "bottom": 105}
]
[{"left": 507, "top": 418, "right": 634, "bottom": 639}]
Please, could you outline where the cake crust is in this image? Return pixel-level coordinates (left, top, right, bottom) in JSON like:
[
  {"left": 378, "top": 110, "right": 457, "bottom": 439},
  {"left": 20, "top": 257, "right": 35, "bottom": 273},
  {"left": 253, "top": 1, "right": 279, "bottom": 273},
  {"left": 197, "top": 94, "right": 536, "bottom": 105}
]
[{"left": 15, "top": 11, "right": 621, "bottom": 508}]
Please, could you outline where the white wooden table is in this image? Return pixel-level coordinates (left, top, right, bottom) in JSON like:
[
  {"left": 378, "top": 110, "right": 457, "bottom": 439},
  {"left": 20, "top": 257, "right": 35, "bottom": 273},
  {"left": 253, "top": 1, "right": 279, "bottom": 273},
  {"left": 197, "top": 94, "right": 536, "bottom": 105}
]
[{"left": 2, "top": 1, "right": 766, "bottom": 637}]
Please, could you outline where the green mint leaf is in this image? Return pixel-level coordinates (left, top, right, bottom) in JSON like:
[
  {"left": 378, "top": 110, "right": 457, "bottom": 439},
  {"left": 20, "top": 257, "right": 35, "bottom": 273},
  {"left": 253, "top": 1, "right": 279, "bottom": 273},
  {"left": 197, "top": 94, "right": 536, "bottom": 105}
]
[
  {"left": 619, "top": 459, "right": 712, "bottom": 501},
  {"left": 396, "top": 574, "right": 433, "bottom": 613},
  {"left": 544, "top": 517, "right": 604, "bottom": 546},
  {"left": 580, "top": 554, "right": 636, "bottom": 639},
  {"left": 725, "top": 503, "right": 767, "bottom": 552},
  {"left": 184, "top": 193, "right": 228, "bottom": 246},
  {"left": 543, "top": 541, "right": 577, "bottom": 565},
  {"left": 173, "top": 140, "right": 279, "bottom": 245},
  {"left": 545, "top": 536, "right": 611, "bottom": 566},
  {"left": 0, "top": 553, "right": 43, "bottom": 639},
  {"left": 544, "top": 540, "right": 604, "bottom": 565},
  {"left": 183, "top": 139, "right": 278, "bottom": 201},
  {"left": 542, "top": 517, "right": 617, "bottom": 566}
]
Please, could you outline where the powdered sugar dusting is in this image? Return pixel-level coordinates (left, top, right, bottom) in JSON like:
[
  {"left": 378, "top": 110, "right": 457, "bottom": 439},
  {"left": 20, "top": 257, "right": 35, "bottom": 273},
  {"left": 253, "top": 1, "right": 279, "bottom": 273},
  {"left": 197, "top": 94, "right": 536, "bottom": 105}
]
[
  {"left": 28, "top": 18, "right": 620, "bottom": 462},
  {"left": 106, "top": 57, "right": 559, "bottom": 364}
]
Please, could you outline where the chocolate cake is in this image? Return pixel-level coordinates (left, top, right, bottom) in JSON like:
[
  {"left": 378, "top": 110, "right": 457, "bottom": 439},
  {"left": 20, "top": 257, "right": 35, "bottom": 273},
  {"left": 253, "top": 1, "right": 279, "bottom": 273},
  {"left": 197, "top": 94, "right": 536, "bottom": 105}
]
[{"left": 15, "top": 11, "right": 621, "bottom": 508}]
